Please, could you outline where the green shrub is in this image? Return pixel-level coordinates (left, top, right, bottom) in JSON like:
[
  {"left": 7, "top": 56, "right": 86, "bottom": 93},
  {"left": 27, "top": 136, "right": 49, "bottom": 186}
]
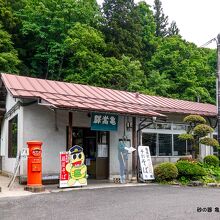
[
  {"left": 178, "top": 176, "right": 190, "bottom": 185},
  {"left": 176, "top": 160, "right": 206, "bottom": 178},
  {"left": 154, "top": 162, "right": 178, "bottom": 182},
  {"left": 183, "top": 115, "right": 206, "bottom": 124},
  {"left": 204, "top": 155, "right": 219, "bottom": 167},
  {"left": 193, "top": 124, "right": 214, "bottom": 137},
  {"left": 178, "top": 133, "right": 194, "bottom": 141},
  {"left": 200, "top": 176, "right": 216, "bottom": 184},
  {"left": 200, "top": 137, "right": 219, "bottom": 147}
]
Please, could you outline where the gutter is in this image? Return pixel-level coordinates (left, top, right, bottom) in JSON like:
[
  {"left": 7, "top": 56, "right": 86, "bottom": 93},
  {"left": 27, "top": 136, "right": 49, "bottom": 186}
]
[{"left": 4, "top": 100, "right": 37, "bottom": 119}]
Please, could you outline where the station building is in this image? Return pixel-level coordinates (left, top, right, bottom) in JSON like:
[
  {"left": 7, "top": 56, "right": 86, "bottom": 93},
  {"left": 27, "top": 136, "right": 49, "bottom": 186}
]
[{"left": 0, "top": 73, "right": 217, "bottom": 182}]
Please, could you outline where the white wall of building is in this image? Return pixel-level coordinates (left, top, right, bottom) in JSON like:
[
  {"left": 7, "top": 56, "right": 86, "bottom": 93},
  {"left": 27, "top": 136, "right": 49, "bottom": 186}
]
[
  {"left": 0, "top": 94, "right": 24, "bottom": 174},
  {"left": 22, "top": 104, "right": 68, "bottom": 175}
]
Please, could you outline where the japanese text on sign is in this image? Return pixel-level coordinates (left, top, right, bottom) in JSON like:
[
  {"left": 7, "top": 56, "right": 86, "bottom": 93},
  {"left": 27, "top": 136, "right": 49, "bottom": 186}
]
[
  {"left": 91, "top": 113, "right": 118, "bottom": 131},
  {"left": 138, "top": 146, "right": 154, "bottom": 180},
  {"left": 60, "top": 152, "right": 69, "bottom": 181}
]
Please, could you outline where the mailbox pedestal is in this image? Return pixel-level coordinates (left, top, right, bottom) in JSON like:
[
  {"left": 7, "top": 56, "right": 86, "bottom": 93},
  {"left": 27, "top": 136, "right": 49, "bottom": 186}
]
[{"left": 24, "top": 141, "right": 45, "bottom": 192}]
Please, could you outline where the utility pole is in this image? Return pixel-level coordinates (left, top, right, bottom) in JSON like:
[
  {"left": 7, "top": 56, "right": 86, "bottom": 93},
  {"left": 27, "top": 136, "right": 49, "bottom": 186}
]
[{"left": 217, "top": 34, "right": 220, "bottom": 144}]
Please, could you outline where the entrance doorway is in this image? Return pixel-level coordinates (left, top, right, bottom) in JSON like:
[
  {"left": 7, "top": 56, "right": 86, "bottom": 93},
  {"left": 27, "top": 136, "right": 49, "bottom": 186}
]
[{"left": 67, "top": 127, "right": 109, "bottom": 179}]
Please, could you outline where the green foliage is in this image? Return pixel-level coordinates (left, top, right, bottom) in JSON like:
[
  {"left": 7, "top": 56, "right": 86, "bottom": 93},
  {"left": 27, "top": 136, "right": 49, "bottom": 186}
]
[
  {"left": 200, "top": 163, "right": 220, "bottom": 183},
  {"left": 200, "top": 176, "right": 216, "bottom": 184},
  {"left": 176, "top": 160, "right": 206, "bottom": 178},
  {"left": 180, "top": 115, "right": 218, "bottom": 159},
  {"left": 17, "top": 0, "right": 100, "bottom": 79},
  {"left": 193, "top": 124, "right": 214, "bottom": 137},
  {"left": 0, "top": 0, "right": 216, "bottom": 104},
  {"left": 146, "top": 36, "right": 216, "bottom": 103},
  {"left": 153, "top": 0, "right": 168, "bottom": 37},
  {"left": 65, "top": 55, "right": 147, "bottom": 92},
  {"left": 64, "top": 22, "right": 106, "bottom": 80},
  {"left": 178, "top": 133, "right": 194, "bottom": 141},
  {"left": 178, "top": 176, "right": 190, "bottom": 185},
  {"left": 204, "top": 155, "right": 219, "bottom": 167},
  {"left": 0, "top": 25, "right": 20, "bottom": 73},
  {"left": 154, "top": 162, "right": 178, "bottom": 182},
  {"left": 200, "top": 137, "right": 219, "bottom": 147},
  {"left": 167, "top": 21, "right": 180, "bottom": 36},
  {"left": 136, "top": 1, "right": 156, "bottom": 65},
  {"left": 183, "top": 115, "right": 206, "bottom": 124},
  {"left": 102, "top": 0, "right": 143, "bottom": 59}
]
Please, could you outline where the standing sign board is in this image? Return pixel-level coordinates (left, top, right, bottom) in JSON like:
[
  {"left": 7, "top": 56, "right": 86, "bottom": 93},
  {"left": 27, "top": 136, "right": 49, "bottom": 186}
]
[
  {"left": 21, "top": 147, "right": 29, "bottom": 160},
  {"left": 59, "top": 152, "right": 69, "bottom": 188},
  {"left": 91, "top": 112, "right": 118, "bottom": 131},
  {"left": 138, "top": 146, "right": 154, "bottom": 180},
  {"left": 59, "top": 146, "right": 87, "bottom": 188}
]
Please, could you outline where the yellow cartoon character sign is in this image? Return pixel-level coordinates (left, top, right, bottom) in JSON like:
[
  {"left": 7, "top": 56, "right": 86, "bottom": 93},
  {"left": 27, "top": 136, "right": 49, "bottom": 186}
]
[{"left": 66, "top": 145, "right": 87, "bottom": 186}]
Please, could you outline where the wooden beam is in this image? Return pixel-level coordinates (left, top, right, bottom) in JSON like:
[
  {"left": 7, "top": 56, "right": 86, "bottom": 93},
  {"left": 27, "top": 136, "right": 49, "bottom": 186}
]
[
  {"left": 0, "top": 108, "right": 6, "bottom": 112},
  {"left": 132, "top": 117, "right": 137, "bottom": 179},
  {"left": 68, "top": 112, "right": 73, "bottom": 150}
]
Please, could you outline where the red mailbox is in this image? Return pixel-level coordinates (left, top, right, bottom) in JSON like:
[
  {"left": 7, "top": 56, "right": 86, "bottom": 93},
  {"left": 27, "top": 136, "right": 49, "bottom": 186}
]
[{"left": 27, "top": 141, "right": 43, "bottom": 186}]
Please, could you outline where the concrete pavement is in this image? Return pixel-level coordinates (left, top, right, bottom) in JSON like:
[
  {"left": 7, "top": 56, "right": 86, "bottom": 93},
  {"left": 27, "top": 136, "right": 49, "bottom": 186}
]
[
  {"left": 2, "top": 184, "right": 220, "bottom": 220},
  {"left": 0, "top": 174, "right": 155, "bottom": 198},
  {"left": 0, "top": 175, "right": 35, "bottom": 198}
]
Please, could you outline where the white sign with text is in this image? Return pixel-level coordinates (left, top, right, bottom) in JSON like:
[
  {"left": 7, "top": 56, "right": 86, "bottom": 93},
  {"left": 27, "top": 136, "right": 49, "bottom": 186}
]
[{"left": 138, "top": 146, "right": 154, "bottom": 180}]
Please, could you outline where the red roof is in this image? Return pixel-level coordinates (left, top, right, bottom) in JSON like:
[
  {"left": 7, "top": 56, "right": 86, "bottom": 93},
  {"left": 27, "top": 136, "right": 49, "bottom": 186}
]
[{"left": 1, "top": 73, "right": 217, "bottom": 117}]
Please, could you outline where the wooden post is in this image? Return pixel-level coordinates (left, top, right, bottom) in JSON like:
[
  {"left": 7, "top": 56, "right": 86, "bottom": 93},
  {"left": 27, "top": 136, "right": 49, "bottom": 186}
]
[
  {"left": 132, "top": 117, "right": 137, "bottom": 180},
  {"left": 68, "top": 112, "right": 73, "bottom": 149}
]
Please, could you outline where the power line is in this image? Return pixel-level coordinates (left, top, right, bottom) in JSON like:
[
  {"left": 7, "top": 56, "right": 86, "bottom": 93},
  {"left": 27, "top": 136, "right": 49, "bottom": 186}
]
[{"left": 200, "top": 38, "right": 216, "bottom": 47}]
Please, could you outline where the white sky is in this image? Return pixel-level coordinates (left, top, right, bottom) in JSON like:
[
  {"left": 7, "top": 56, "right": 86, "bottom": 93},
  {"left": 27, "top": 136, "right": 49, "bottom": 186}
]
[{"left": 97, "top": 0, "right": 220, "bottom": 49}]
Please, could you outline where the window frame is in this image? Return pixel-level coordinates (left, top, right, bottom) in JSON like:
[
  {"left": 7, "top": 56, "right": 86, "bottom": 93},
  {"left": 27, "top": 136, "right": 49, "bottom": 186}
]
[
  {"left": 8, "top": 115, "right": 18, "bottom": 158},
  {"left": 142, "top": 122, "right": 188, "bottom": 157}
]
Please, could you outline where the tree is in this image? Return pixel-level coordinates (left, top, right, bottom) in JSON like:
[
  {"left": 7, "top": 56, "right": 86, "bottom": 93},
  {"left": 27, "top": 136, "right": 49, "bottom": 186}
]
[
  {"left": 136, "top": 1, "right": 157, "bottom": 65},
  {"left": 0, "top": 25, "right": 20, "bottom": 73},
  {"left": 63, "top": 22, "right": 106, "bottom": 82},
  {"left": 179, "top": 115, "right": 219, "bottom": 159},
  {"left": 145, "top": 70, "right": 172, "bottom": 97},
  {"left": 17, "top": 0, "right": 101, "bottom": 79},
  {"left": 167, "top": 21, "right": 180, "bottom": 36},
  {"left": 153, "top": 0, "right": 169, "bottom": 37},
  {"left": 102, "top": 0, "right": 143, "bottom": 59},
  {"left": 0, "top": 0, "right": 25, "bottom": 34},
  {"left": 146, "top": 36, "right": 216, "bottom": 103}
]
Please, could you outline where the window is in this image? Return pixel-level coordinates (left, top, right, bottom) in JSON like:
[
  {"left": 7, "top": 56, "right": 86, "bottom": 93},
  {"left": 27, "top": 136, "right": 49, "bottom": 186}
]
[
  {"left": 173, "top": 134, "right": 187, "bottom": 156},
  {"left": 173, "top": 124, "right": 186, "bottom": 130},
  {"left": 159, "top": 134, "right": 172, "bottom": 156},
  {"left": 157, "top": 123, "right": 171, "bottom": 130},
  {"left": 72, "top": 128, "right": 83, "bottom": 146},
  {"left": 212, "top": 135, "right": 219, "bottom": 156},
  {"left": 142, "top": 122, "right": 190, "bottom": 156},
  {"left": 142, "top": 133, "right": 156, "bottom": 156},
  {"left": 8, "top": 115, "right": 18, "bottom": 158},
  {"left": 142, "top": 133, "right": 188, "bottom": 156}
]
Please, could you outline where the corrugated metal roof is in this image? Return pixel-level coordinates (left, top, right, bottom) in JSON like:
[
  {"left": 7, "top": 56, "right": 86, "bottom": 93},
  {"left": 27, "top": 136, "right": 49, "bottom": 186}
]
[{"left": 1, "top": 73, "right": 217, "bottom": 117}]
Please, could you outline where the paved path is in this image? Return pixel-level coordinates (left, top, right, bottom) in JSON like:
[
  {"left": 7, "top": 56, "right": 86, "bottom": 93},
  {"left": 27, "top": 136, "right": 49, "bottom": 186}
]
[
  {"left": 0, "top": 174, "right": 153, "bottom": 198},
  {"left": 1, "top": 185, "right": 220, "bottom": 220},
  {"left": 0, "top": 175, "right": 33, "bottom": 198}
]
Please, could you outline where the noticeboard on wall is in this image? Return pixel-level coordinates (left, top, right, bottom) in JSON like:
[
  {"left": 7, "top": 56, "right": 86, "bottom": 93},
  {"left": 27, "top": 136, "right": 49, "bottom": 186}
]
[
  {"left": 91, "top": 112, "right": 118, "bottom": 131},
  {"left": 97, "top": 144, "right": 108, "bottom": 157}
]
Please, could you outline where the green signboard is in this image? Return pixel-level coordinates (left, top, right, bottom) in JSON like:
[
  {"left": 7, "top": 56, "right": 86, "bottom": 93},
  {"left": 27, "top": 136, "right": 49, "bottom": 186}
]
[{"left": 91, "top": 112, "right": 118, "bottom": 131}]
